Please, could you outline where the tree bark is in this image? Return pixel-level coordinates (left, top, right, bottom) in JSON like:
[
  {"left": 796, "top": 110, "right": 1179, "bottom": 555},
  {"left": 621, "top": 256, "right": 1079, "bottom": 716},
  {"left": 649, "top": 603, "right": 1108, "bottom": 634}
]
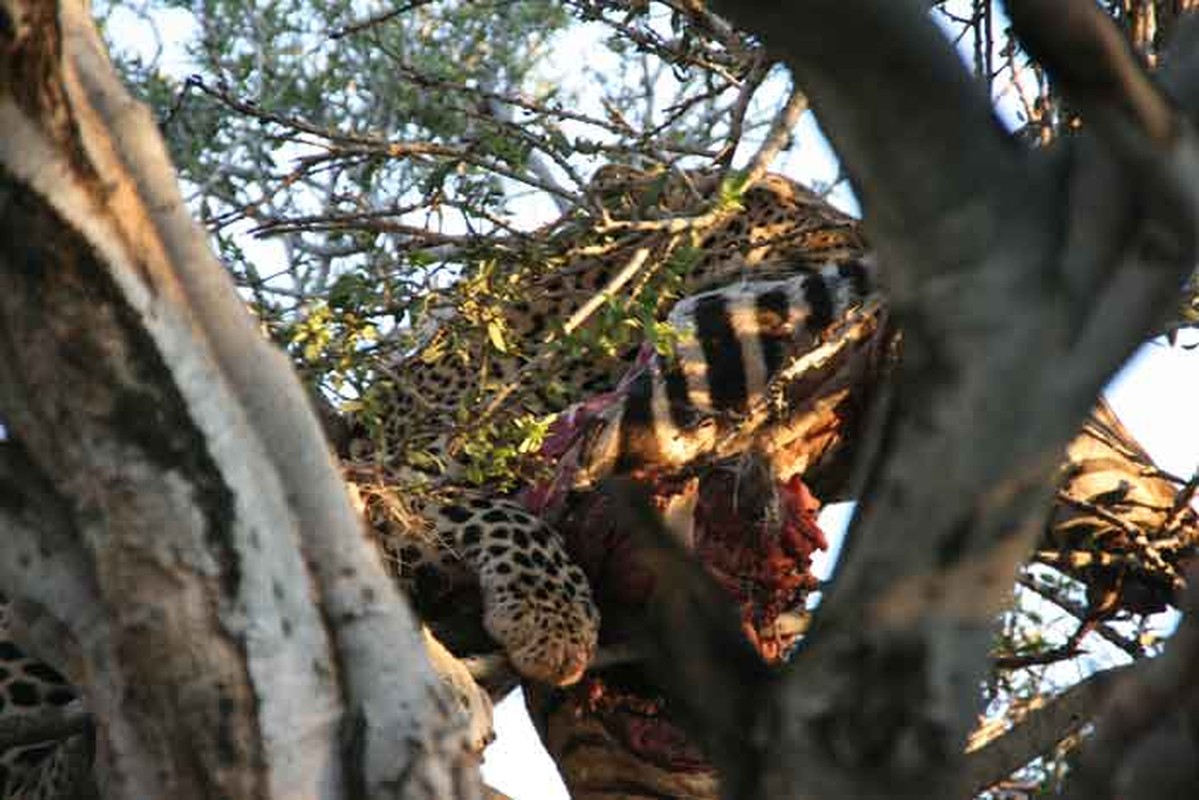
[{"left": 0, "top": 2, "right": 481, "bottom": 798}]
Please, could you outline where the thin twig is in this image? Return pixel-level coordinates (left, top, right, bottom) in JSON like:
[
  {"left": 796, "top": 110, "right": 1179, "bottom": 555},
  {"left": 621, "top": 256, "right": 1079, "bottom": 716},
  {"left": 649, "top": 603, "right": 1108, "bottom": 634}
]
[
  {"left": 993, "top": 643, "right": 1087, "bottom": 671},
  {"left": 715, "top": 54, "right": 772, "bottom": 168},
  {"left": 329, "top": 1, "right": 436, "bottom": 40},
  {"left": 1017, "top": 573, "right": 1144, "bottom": 660},
  {"left": 559, "top": 248, "right": 651, "bottom": 338}
]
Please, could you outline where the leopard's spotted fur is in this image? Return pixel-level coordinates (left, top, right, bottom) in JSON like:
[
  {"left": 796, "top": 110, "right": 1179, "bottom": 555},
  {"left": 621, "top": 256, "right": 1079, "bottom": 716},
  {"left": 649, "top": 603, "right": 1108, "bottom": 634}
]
[
  {"left": 0, "top": 600, "right": 90, "bottom": 800},
  {"left": 347, "top": 169, "right": 872, "bottom": 693},
  {"left": 360, "top": 169, "right": 865, "bottom": 475},
  {"left": 361, "top": 485, "right": 599, "bottom": 686}
]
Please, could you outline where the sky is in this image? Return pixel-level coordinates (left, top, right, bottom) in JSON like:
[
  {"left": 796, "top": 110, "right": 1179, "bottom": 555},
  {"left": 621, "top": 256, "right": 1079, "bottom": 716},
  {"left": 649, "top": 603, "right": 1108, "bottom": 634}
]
[{"left": 98, "top": 4, "right": 1199, "bottom": 799}]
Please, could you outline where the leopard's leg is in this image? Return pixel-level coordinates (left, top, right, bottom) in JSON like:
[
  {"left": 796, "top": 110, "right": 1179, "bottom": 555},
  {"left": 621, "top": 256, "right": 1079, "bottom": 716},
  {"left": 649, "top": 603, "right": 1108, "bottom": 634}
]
[
  {"left": 368, "top": 489, "right": 599, "bottom": 687},
  {"left": 0, "top": 599, "right": 93, "bottom": 800}
]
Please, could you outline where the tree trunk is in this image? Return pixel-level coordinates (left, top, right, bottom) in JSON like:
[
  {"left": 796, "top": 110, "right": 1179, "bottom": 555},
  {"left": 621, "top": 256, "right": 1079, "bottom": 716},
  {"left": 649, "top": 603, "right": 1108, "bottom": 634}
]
[{"left": 0, "top": 2, "right": 481, "bottom": 798}]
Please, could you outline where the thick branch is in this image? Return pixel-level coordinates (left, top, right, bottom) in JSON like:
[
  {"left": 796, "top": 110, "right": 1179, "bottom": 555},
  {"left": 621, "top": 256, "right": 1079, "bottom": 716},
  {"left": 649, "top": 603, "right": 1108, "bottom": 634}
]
[
  {"left": 961, "top": 663, "right": 1132, "bottom": 796},
  {"left": 1006, "top": 0, "right": 1174, "bottom": 144}
]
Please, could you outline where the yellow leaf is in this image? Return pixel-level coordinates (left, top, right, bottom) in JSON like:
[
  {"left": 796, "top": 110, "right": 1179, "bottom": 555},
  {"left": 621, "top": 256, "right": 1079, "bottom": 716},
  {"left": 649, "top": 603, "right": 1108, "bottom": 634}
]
[{"left": 487, "top": 320, "right": 508, "bottom": 353}]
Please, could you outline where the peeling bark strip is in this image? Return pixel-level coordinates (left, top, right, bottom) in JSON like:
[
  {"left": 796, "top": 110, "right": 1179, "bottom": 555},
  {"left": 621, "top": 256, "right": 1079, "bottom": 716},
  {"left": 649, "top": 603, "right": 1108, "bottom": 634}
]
[{"left": 0, "top": 2, "right": 480, "bottom": 799}]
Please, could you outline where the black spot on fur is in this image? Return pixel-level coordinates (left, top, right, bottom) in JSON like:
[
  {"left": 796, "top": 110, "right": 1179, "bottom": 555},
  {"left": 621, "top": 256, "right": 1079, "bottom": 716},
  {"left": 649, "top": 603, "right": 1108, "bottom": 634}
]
[
  {"left": 0, "top": 641, "right": 23, "bottom": 661},
  {"left": 442, "top": 504, "right": 472, "bottom": 524},
  {"left": 9, "top": 680, "right": 40, "bottom": 707},
  {"left": 462, "top": 525, "right": 482, "bottom": 547},
  {"left": 527, "top": 314, "right": 547, "bottom": 338},
  {"left": 482, "top": 510, "right": 510, "bottom": 524},
  {"left": 21, "top": 663, "right": 66, "bottom": 686}
]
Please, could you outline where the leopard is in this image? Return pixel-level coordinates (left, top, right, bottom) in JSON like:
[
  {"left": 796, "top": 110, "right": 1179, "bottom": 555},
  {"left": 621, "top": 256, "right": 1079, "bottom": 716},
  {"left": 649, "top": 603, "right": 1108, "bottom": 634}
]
[
  {"left": 357, "top": 151, "right": 1195, "bottom": 710},
  {"left": 357, "top": 166, "right": 866, "bottom": 477},
  {"left": 0, "top": 169, "right": 866, "bottom": 799},
  {"left": 342, "top": 167, "right": 877, "bottom": 697}
]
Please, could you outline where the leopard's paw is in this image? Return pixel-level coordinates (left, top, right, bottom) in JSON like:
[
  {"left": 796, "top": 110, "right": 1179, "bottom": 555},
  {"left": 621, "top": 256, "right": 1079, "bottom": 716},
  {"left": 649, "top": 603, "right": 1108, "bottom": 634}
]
[{"left": 478, "top": 554, "right": 599, "bottom": 686}]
